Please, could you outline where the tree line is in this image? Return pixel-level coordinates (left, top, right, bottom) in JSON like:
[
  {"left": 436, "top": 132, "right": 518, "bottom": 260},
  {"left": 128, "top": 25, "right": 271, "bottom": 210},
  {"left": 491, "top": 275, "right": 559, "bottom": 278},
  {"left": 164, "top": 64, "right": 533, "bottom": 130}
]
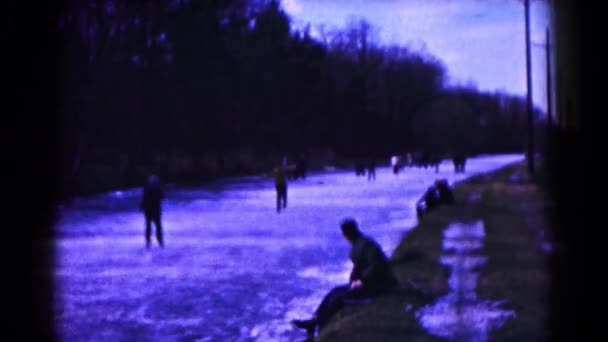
[{"left": 55, "top": 0, "right": 544, "bottom": 198}]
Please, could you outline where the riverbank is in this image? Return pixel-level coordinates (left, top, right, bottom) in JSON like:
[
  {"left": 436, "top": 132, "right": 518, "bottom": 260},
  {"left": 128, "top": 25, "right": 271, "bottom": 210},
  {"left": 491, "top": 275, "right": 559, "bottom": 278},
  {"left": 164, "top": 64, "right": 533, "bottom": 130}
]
[{"left": 317, "top": 161, "right": 552, "bottom": 341}]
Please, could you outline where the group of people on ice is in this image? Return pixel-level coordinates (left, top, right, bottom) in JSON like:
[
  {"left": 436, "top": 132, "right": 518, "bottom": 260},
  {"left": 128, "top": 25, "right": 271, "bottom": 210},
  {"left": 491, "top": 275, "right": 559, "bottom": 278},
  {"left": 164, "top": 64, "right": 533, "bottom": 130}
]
[
  {"left": 139, "top": 151, "right": 461, "bottom": 248},
  {"left": 137, "top": 151, "right": 456, "bottom": 341},
  {"left": 390, "top": 152, "right": 467, "bottom": 174}
]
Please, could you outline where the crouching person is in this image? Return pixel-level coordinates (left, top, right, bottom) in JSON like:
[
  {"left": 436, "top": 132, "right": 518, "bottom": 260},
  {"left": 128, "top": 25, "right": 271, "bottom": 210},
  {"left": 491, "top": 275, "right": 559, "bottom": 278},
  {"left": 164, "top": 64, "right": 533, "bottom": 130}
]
[
  {"left": 435, "top": 179, "right": 454, "bottom": 205},
  {"left": 416, "top": 179, "right": 454, "bottom": 219}
]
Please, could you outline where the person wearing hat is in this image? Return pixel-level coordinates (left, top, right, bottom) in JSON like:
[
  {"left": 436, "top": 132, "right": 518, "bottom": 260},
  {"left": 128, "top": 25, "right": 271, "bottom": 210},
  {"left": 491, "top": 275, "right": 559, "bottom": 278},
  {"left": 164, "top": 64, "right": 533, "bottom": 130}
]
[{"left": 291, "top": 219, "right": 397, "bottom": 339}]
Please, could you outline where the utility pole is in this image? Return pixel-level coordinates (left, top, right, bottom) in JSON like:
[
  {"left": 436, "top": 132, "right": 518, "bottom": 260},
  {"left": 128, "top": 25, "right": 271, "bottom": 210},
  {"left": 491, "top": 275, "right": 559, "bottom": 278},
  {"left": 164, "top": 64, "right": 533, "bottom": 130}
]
[
  {"left": 546, "top": 27, "right": 553, "bottom": 127},
  {"left": 524, "top": 0, "right": 535, "bottom": 174}
]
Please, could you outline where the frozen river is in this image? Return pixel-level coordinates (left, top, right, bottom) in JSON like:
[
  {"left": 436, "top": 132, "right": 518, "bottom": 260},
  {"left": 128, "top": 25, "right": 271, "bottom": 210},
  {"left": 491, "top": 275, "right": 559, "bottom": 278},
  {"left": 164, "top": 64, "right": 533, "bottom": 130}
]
[{"left": 53, "top": 154, "right": 523, "bottom": 341}]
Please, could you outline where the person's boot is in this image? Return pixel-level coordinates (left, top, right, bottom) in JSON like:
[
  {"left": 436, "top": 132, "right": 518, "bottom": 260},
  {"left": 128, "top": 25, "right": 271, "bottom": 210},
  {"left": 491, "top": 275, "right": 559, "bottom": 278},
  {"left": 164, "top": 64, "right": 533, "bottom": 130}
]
[{"left": 291, "top": 318, "right": 317, "bottom": 338}]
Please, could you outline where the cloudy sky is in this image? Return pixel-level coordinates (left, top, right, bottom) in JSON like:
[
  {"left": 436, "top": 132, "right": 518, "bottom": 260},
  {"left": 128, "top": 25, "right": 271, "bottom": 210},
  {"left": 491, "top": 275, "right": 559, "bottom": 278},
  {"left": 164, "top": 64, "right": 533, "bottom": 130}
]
[{"left": 281, "top": 0, "right": 552, "bottom": 113}]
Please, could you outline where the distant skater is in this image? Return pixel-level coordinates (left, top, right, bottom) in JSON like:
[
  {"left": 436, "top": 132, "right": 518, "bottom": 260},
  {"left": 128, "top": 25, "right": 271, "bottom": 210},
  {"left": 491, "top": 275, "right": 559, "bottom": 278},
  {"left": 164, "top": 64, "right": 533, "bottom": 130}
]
[
  {"left": 274, "top": 165, "right": 288, "bottom": 212},
  {"left": 453, "top": 154, "right": 467, "bottom": 173},
  {"left": 140, "top": 175, "right": 165, "bottom": 248},
  {"left": 367, "top": 161, "right": 376, "bottom": 181}
]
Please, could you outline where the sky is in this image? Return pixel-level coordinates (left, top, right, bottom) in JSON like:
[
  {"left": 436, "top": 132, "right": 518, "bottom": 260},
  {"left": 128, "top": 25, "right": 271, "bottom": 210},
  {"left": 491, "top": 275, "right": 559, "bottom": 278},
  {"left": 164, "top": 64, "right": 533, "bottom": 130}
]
[{"left": 281, "top": 0, "right": 553, "bottom": 114}]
